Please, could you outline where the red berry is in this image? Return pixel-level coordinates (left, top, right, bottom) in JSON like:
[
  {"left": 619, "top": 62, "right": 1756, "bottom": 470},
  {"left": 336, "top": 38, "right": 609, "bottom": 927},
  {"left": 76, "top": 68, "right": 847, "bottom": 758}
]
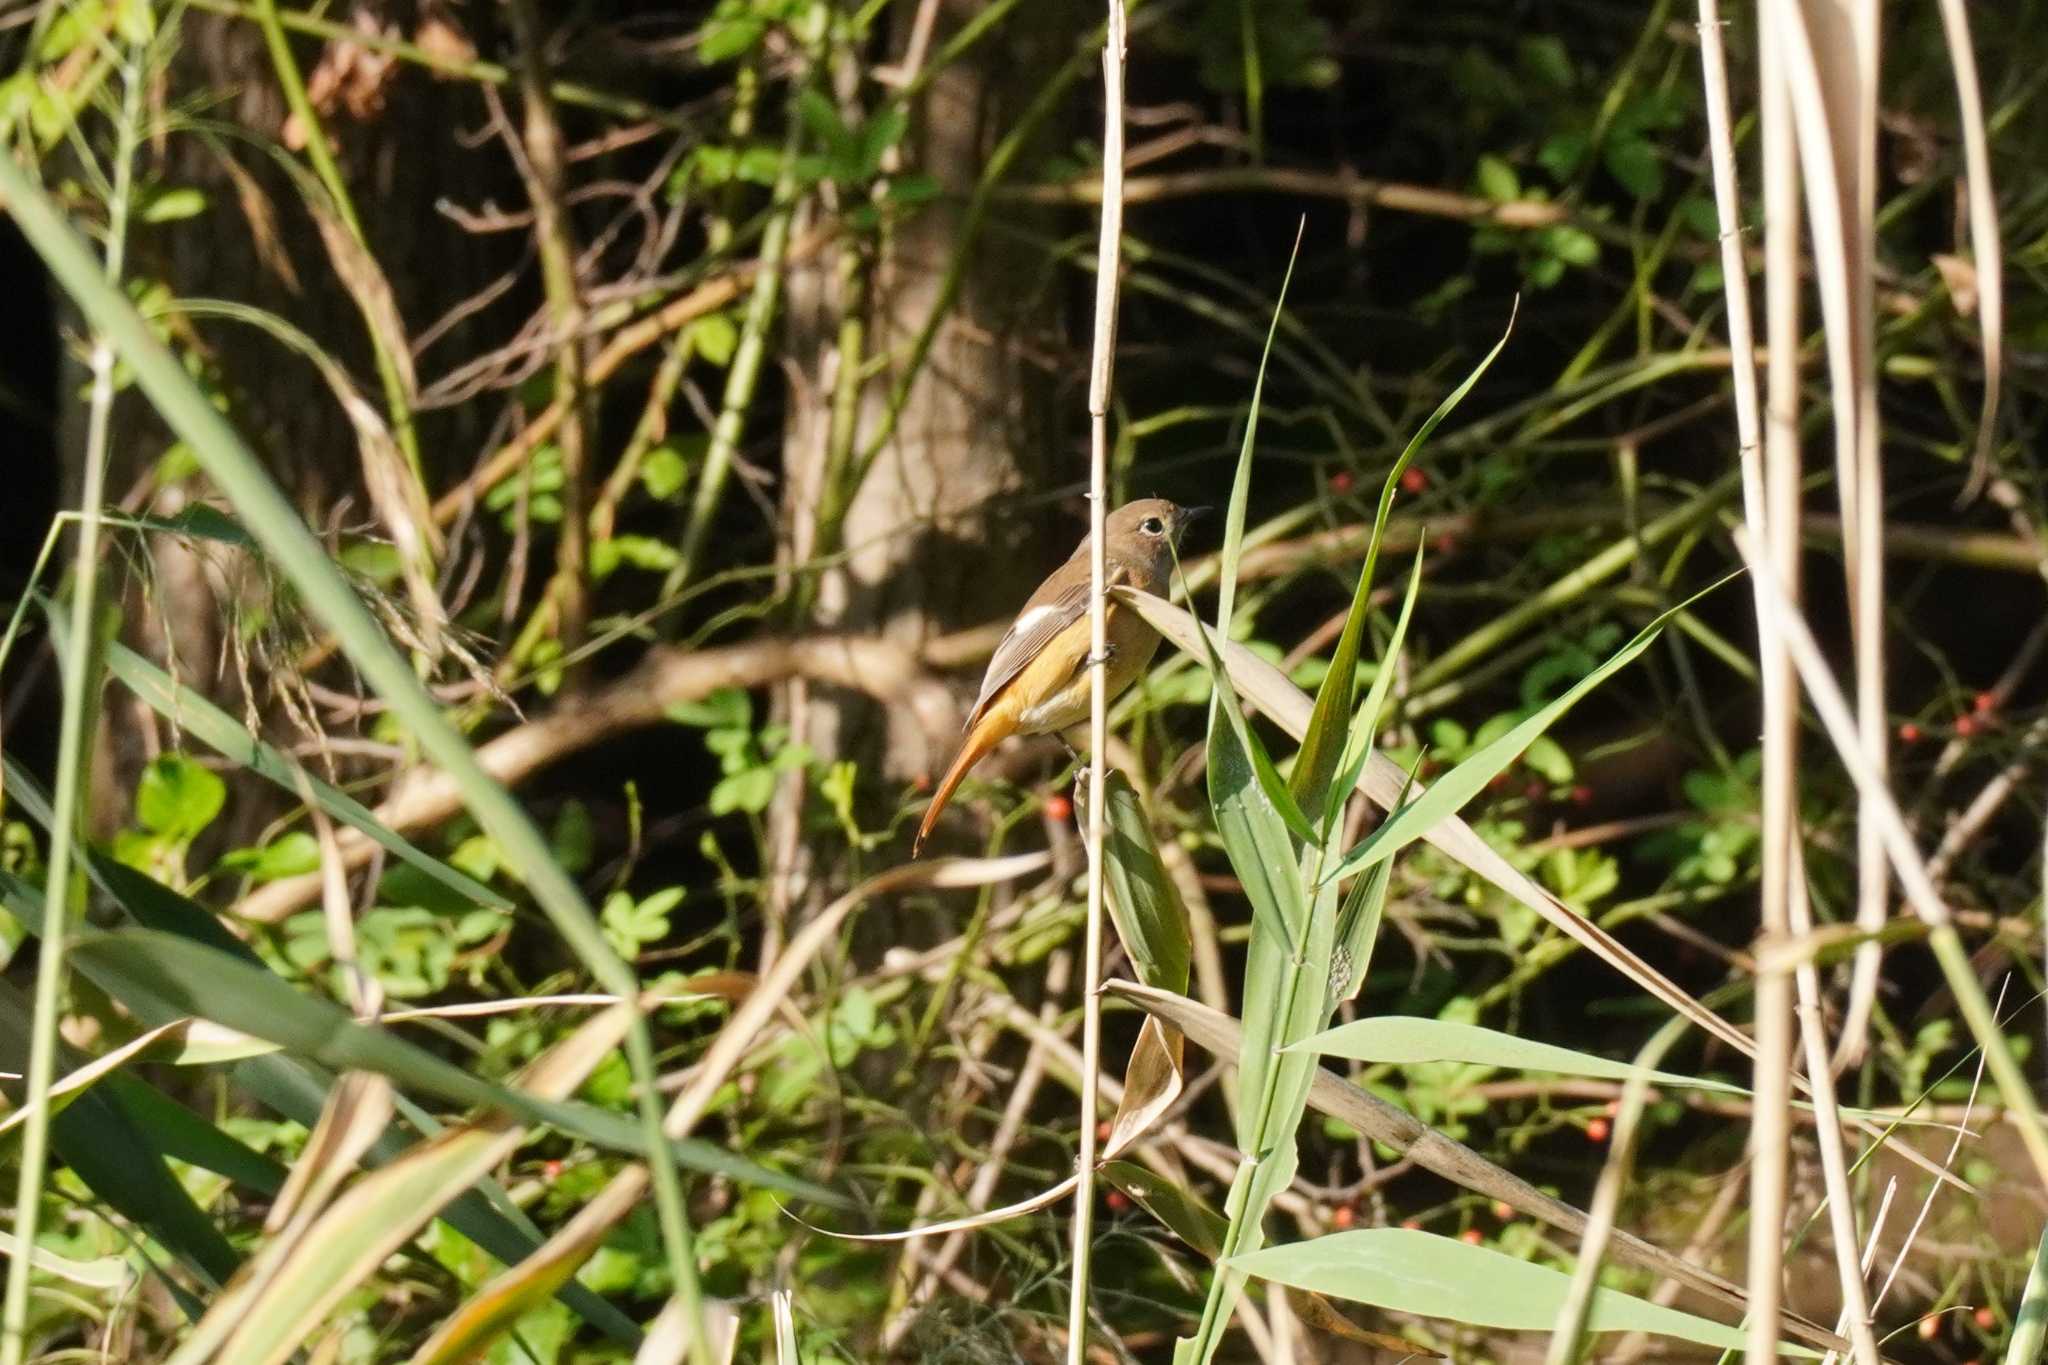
[
  {"left": 1330, "top": 470, "right": 1355, "bottom": 494},
  {"left": 1569, "top": 784, "right": 1594, "bottom": 807},
  {"left": 1331, "top": 1204, "right": 1356, "bottom": 1229},
  {"left": 1433, "top": 533, "right": 1458, "bottom": 555},
  {"left": 1399, "top": 1217, "right": 1422, "bottom": 1231},
  {"left": 1523, "top": 779, "right": 1548, "bottom": 802},
  {"left": 913, "top": 772, "right": 933, "bottom": 793},
  {"left": 1491, "top": 1200, "right": 1513, "bottom": 1221},
  {"left": 1400, "top": 467, "right": 1429, "bottom": 495},
  {"left": 1460, "top": 1227, "right": 1483, "bottom": 1245},
  {"left": 1105, "top": 1190, "right": 1130, "bottom": 1211},
  {"left": 1956, "top": 714, "right": 1981, "bottom": 737},
  {"left": 1045, "top": 792, "right": 1074, "bottom": 823},
  {"left": 542, "top": 1159, "right": 564, "bottom": 1179},
  {"left": 1096, "top": 1119, "right": 1112, "bottom": 1142},
  {"left": 1918, "top": 1315, "right": 1941, "bottom": 1340},
  {"left": 1487, "top": 773, "right": 1514, "bottom": 793},
  {"left": 1586, "top": 1117, "right": 1611, "bottom": 1143},
  {"left": 1897, "top": 722, "right": 1922, "bottom": 744},
  {"left": 1974, "top": 690, "right": 1998, "bottom": 715},
  {"left": 1974, "top": 1307, "right": 1996, "bottom": 1330}
]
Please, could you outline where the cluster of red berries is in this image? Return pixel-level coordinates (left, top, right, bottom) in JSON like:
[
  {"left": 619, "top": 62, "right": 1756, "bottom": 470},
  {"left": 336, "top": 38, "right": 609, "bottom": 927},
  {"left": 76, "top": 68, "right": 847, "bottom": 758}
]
[
  {"left": 1898, "top": 690, "right": 2000, "bottom": 743},
  {"left": 1327, "top": 467, "right": 1430, "bottom": 495}
]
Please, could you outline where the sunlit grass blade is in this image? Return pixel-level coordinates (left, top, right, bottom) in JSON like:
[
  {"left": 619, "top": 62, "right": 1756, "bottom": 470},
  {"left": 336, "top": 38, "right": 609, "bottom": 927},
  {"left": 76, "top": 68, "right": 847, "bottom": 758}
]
[
  {"left": 1211, "top": 221, "right": 1301, "bottom": 640},
  {"left": 1293, "top": 308, "right": 1513, "bottom": 821},
  {"left": 1325, "top": 543, "right": 1425, "bottom": 837},
  {"left": 2011, "top": 1223, "right": 2048, "bottom": 1365},
  {"left": 180, "top": 1005, "right": 641, "bottom": 1365},
  {"left": 1101, "top": 978, "right": 1851, "bottom": 1355},
  {"left": 68, "top": 928, "right": 844, "bottom": 1204},
  {"left": 1326, "top": 841, "right": 1395, "bottom": 1012},
  {"left": 1319, "top": 584, "right": 1730, "bottom": 888},
  {"left": 407, "top": 1165, "right": 648, "bottom": 1364},
  {"left": 1228, "top": 1228, "right": 1818, "bottom": 1356},
  {"left": 100, "top": 641, "right": 507, "bottom": 911},
  {"left": 0, "top": 981, "right": 240, "bottom": 1286},
  {"left": 0, "top": 148, "right": 703, "bottom": 1304}
]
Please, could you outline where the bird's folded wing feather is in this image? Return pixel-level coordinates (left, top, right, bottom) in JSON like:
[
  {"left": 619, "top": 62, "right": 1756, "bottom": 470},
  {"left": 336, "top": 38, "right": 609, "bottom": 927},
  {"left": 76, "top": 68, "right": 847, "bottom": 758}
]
[{"left": 965, "top": 560, "right": 1137, "bottom": 730}]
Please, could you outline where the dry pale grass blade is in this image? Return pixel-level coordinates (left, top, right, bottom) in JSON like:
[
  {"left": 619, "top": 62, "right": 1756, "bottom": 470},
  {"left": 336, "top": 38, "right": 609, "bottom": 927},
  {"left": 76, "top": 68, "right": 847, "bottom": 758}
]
[
  {"left": 635, "top": 1297, "right": 740, "bottom": 1365},
  {"left": 1100, "top": 1014, "right": 1183, "bottom": 1161},
  {"left": 1103, "top": 980, "right": 1853, "bottom": 1357},
  {"left": 408, "top": 1167, "right": 650, "bottom": 1365},
  {"left": 1734, "top": 525, "right": 2048, "bottom": 1186},
  {"left": 174, "top": 1001, "right": 644, "bottom": 1365},
  {"left": 772, "top": 1290, "right": 798, "bottom": 1364},
  {"left": 1767, "top": 0, "right": 1890, "bottom": 1072},
  {"left": 796, "top": 1175, "right": 1082, "bottom": 1243},
  {"left": 0, "top": 1018, "right": 269, "bottom": 1139},
  {"left": 263, "top": 1071, "right": 393, "bottom": 1235},
  {"left": 1750, "top": 18, "right": 1809, "bottom": 1360},
  {"left": 1938, "top": 0, "right": 2004, "bottom": 504},
  {"left": 1113, "top": 587, "right": 1753, "bottom": 1057}
]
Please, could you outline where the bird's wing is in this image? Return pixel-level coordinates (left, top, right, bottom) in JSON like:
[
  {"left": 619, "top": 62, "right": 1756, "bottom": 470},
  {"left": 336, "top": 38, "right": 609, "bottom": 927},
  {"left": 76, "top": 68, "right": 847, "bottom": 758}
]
[{"left": 964, "top": 560, "right": 1137, "bottom": 731}]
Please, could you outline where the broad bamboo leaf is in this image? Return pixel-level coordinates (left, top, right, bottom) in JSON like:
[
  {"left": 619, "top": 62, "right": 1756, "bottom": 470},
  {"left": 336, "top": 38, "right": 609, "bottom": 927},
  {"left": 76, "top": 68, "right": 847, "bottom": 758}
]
[
  {"left": 1229, "top": 1228, "right": 1817, "bottom": 1356},
  {"left": 1102, "top": 1160, "right": 1227, "bottom": 1259},
  {"left": 1100, "top": 770, "right": 1190, "bottom": 993}
]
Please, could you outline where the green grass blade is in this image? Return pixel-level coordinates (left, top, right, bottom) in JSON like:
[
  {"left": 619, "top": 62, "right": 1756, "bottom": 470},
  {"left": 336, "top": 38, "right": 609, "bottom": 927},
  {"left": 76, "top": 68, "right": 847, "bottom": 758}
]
[
  {"left": 66, "top": 928, "right": 844, "bottom": 1205},
  {"left": 1319, "top": 585, "right": 1730, "bottom": 888},
  {"left": 1293, "top": 307, "right": 1512, "bottom": 821},
  {"left": 1326, "top": 849, "right": 1395, "bottom": 1012},
  {"left": 99, "top": 642, "right": 507, "bottom": 910},
  {"left": 2009, "top": 1223, "right": 2048, "bottom": 1365},
  {"left": 1211, "top": 225, "right": 1302, "bottom": 642},
  {"left": 0, "top": 148, "right": 703, "bottom": 1307},
  {"left": 1229, "top": 1228, "right": 1816, "bottom": 1356},
  {"left": 1101, "top": 771, "right": 1191, "bottom": 994},
  {"left": 0, "top": 981, "right": 240, "bottom": 1287},
  {"left": 1324, "top": 544, "right": 1426, "bottom": 836}
]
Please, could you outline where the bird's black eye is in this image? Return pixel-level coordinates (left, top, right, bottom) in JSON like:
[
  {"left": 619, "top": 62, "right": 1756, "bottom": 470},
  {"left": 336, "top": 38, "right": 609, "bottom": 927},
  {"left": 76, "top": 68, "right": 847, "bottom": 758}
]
[{"left": 1142, "top": 516, "right": 1165, "bottom": 535}]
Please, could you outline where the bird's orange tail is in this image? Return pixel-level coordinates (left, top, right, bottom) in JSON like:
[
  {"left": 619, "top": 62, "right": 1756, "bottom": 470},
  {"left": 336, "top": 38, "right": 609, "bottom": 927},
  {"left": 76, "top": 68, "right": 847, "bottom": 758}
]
[{"left": 913, "top": 716, "right": 1009, "bottom": 858}]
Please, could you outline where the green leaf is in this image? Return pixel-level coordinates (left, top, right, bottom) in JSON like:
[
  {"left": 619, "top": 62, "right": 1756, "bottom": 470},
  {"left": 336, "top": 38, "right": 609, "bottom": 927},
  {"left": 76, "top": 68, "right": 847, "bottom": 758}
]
[
  {"left": 1603, "top": 136, "right": 1663, "bottom": 199},
  {"left": 1474, "top": 153, "right": 1520, "bottom": 202},
  {"left": 136, "top": 753, "right": 226, "bottom": 841},
  {"left": 1229, "top": 1228, "right": 1813, "bottom": 1355},
  {"left": 217, "top": 831, "right": 320, "bottom": 883},
  {"left": 1319, "top": 587, "right": 1718, "bottom": 888},
  {"left": 1100, "top": 771, "right": 1191, "bottom": 994},
  {"left": 138, "top": 186, "right": 207, "bottom": 223},
  {"left": 690, "top": 313, "right": 740, "bottom": 367},
  {"left": 639, "top": 444, "right": 690, "bottom": 501}
]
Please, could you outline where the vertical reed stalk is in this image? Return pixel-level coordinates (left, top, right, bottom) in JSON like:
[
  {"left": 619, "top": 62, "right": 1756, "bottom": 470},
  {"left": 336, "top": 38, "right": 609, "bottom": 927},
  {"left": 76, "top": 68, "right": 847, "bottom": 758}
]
[
  {"left": 0, "top": 40, "right": 144, "bottom": 1365},
  {"left": 1068, "top": 3, "right": 1126, "bottom": 1358},
  {"left": 1746, "top": 8, "right": 1803, "bottom": 1358}
]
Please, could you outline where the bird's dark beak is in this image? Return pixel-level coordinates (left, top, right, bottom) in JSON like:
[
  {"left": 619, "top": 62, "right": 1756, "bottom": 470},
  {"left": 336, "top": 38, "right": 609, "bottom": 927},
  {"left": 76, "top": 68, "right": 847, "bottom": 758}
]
[{"left": 1178, "top": 505, "right": 1213, "bottom": 529}]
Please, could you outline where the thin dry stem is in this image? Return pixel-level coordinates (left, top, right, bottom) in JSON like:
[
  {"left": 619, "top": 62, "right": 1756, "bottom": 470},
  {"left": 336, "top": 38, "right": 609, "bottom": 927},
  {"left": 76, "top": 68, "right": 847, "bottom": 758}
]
[{"left": 1069, "top": 2, "right": 1126, "bottom": 1356}]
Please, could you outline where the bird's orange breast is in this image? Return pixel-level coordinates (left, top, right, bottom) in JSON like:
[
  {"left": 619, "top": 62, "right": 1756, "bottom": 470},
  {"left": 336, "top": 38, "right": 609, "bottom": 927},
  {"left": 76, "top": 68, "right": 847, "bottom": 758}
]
[{"left": 1000, "top": 603, "right": 1162, "bottom": 736}]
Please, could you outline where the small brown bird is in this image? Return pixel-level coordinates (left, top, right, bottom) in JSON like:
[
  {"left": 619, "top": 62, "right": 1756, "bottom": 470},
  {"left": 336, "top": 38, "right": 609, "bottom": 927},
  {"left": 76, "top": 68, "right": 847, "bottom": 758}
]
[{"left": 914, "top": 498, "right": 1204, "bottom": 856}]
